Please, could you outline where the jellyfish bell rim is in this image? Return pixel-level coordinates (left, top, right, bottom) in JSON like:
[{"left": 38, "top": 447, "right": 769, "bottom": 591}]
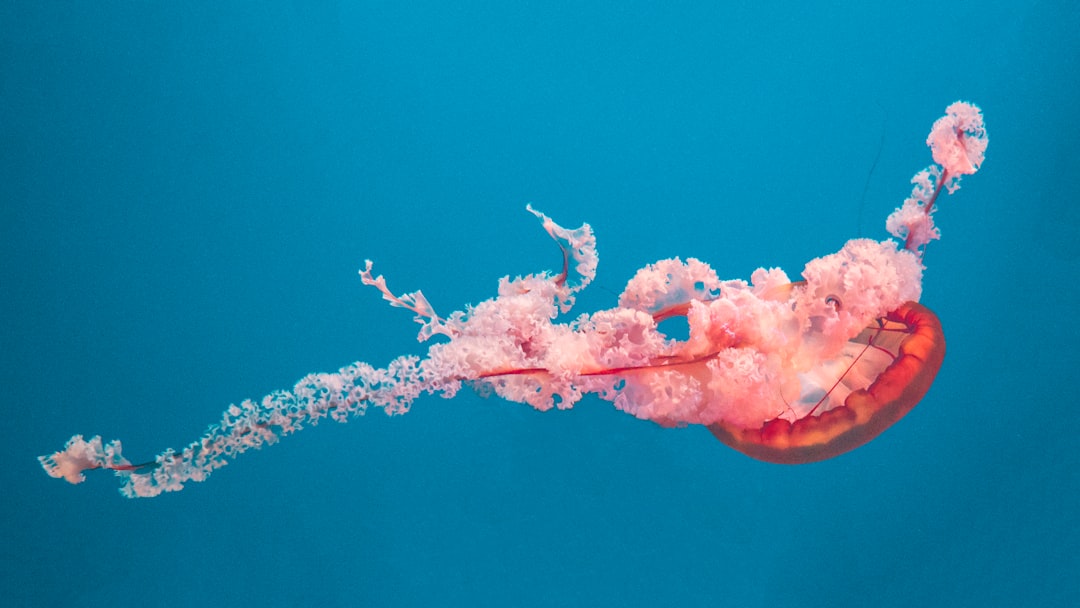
[{"left": 707, "top": 301, "right": 945, "bottom": 464}]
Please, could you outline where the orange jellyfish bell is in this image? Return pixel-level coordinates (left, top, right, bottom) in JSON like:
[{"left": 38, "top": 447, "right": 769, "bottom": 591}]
[{"left": 707, "top": 301, "right": 945, "bottom": 464}]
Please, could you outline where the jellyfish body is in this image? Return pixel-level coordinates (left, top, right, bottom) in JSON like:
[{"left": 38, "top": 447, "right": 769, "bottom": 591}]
[{"left": 39, "top": 102, "right": 986, "bottom": 497}]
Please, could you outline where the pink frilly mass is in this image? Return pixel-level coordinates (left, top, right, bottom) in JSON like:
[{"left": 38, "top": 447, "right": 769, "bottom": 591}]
[{"left": 41, "top": 102, "right": 988, "bottom": 498}]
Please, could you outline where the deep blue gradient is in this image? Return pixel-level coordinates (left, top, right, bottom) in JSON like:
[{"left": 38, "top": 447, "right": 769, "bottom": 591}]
[{"left": 3, "top": 2, "right": 1077, "bottom": 606}]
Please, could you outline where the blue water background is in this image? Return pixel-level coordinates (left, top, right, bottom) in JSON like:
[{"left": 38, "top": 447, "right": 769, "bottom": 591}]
[{"left": 3, "top": 2, "right": 1077, "bottom": 606}]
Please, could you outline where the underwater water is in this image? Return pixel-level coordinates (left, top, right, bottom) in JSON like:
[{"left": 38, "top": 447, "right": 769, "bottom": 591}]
[{"left": 3, "top": 1, "right": 1077, "bottom": 606}]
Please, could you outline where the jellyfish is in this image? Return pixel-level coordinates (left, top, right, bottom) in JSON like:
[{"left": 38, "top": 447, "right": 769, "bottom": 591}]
[{"left": 40, "top": 102, "right": 988, "bottom": 498}]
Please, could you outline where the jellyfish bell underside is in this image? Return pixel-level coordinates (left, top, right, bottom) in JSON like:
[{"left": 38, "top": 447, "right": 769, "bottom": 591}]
[{"left": 706, "top": 301, "right": 944, "bottom": 464}]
